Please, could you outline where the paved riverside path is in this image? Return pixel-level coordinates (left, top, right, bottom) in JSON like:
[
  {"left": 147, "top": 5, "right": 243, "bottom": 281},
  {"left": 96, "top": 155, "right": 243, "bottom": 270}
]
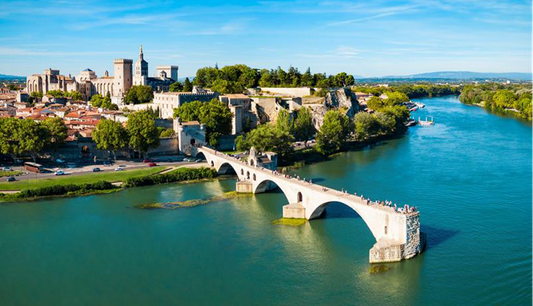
[{"left": 197, "top": 146, "right": 424, "bottom": 263}]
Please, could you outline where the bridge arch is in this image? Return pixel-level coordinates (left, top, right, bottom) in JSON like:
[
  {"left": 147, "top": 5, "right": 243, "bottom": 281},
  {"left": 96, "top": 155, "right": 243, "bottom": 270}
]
[
  {"left": 254, "top": 178, "right": 297, "bottom": 204},
  {"left": 308, "top": 200, "right": 382, "bottom": 240},
  {"left": 217, "top": 161, "right": 238, "bottom": 175}
]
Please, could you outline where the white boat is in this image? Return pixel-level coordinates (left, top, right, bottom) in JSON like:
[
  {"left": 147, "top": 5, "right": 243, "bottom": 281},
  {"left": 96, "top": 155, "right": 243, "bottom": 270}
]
[
  {"left": 418, "top": 116, "right": 434, "bottom": 126},
  {"left": 414, "top": 102, "right": 425, "bottom": 108}
]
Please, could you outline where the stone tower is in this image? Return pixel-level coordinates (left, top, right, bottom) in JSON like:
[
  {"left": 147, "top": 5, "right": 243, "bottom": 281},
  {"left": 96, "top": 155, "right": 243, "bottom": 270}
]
[
  {"left": 134, "top": 45, "right": 149, "bottom": 85},
  {"left": 113, "top": 59, "right": 133, "bottom": 97}
]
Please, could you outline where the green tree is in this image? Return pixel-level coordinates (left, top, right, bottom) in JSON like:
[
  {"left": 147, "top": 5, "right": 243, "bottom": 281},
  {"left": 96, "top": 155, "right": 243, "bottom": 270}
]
[
  {"left": 124, "top": 85, "right": 153, "bottom": 104},
  {"left": 170, "top": 82, "right": 183, "bottom": 92},
  {"left": 293, "top": 106, "right": 315, "bottom": 145},
  {"left": 353, "top": 112, "right": 379, "bottom": 141},
  {"left": 159, "top": 128, "right": 175, "bottom": 138},
  {"left": 366, "top": 96, "right": 385, "bottom": 110},
  {"left": 126, "top": 111, "right": 160, "bottom": 155},
  {"left": 383, "top": 91, "right": 410, "bottom": 106},
  {"left": 275, "top": 109, "right": 293, "bottom": 134},
  {"left": 65, "top": 90, "right": 83, "bottom": 100},
  {"left": 316, "top": 110, "right": 352, "bottom": 155},
  {"left": 199, "top": 99, "right": 233, "bottom": 146},
  {"left": 41, "top": 117, "right": 67, "bottom": 150},
  {"left": 93, "top": 119, "right": 128, "bottom": 160},
  {"left": 47, "top": 90, "right": 64, "bottom": 98},
  {"left": 235, "top": 124, "right": 293, "bottom": 157},
  {"left": 183, "top": 77, "right": 193, "bottom": 92},
  {"left": 173, "top": 100, "right": 203, "bottom": 121}
]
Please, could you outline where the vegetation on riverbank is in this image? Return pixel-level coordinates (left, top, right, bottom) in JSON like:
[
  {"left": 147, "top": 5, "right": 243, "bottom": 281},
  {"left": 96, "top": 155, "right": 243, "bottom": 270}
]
[
  {"left": 123, "top": 167, "right": 217, "bottom": 187},
  {"left": 136, "top": 191, "right": 252, "bottom": 210},
  {"left": 272, "top": 218, "right": 307, "bottom": 226},
  {"left": 0, "top": 167, "right": 165, "bottom": 191},
  {"left": 0, "top": 181, "right": 120, "bottom": 202},
  {"left": 459, "top": 83, "right": 532, "bottom": 121},
  {"left": 352, "top": 84, "right": 460, "bottom": 99},
  {"left": 0, "top": 167, "right": 219, "bottom": 203}
]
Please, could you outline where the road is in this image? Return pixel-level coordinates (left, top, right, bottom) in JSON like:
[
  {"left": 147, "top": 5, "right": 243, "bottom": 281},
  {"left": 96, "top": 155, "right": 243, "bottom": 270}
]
[{"left": 3, "top": 160, "right": 206, "bottom": 182}]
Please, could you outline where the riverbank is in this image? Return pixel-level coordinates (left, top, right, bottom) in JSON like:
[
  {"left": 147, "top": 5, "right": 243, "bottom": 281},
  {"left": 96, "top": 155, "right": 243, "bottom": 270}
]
[{"left": 0, "top": 167, "right": 218, "bottom": 203}]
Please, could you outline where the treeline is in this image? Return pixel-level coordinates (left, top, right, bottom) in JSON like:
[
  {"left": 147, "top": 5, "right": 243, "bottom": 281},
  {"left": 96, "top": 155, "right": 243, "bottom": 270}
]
[
  {"left": 192, "top": 64, "right": 355, "bottom": 94},
  {"left": 352, "top": 84, "right": 460, "bottom": 99},
  {"left": 236, "top": 103, "right": 410, "bottom": 157},
  {"left": 459, "top": 83, "right": 532, "bottom": 120},
  {"left": 0, "top": 117, "right": 68, "bottom": 161},
  {"left": 123, "top": 167, "right": 217, "bottom": 187}
]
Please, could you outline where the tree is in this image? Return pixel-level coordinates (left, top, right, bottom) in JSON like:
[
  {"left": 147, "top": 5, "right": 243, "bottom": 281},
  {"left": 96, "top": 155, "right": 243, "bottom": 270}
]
[
  {"left": 15, "top": 119, "right": 47, "bottom": 161},
  {"left": 124, "top": 85, "right": 153, "bottom": 104},
  {"left": 380, "top": 105, "right": 410, "bottom": 134},
  {"left": 173, "top": 100, "right": 203, "bottom": 121},
  {"left": 383, "top": 91, "right": 410, "bottom": 106},
  {"left": 126, "top": 111, "right": 160, "bottom": 155},
  {"left": 198, "top": 99, "right": 233, "bottom": 146},
  {"left": 293, "top": 106, "right": 315, "bottom": 146},
  {"left": 90, "top": 93, "right": 117, "bottom": 110},
  {"left": 159, "top": 128, "right": 175, "bottom": 138},
  {"left": 65, "top": 90, "right": 83, "bottom": 100},
  {"left": 183, "top": 77, "right": 193, "bottom": 92},
  {"left": 93, "top": 119, "right": 128, "bottom": 160},
  {"left": 366, "top": 96, "right": 385, "bottom": 110},
  {"left": 235, "top": 124, "right": 293, "bottom": 157},
  {"left": 169, "top": 82, "right": 183, "bottom": 92},
  {"left": 354, "top": 112, "right": 379, "bottom": 141},
  {"left": 41, "top": 117, "right": 67, "bottom": 150},
  {"left": 47, "top": 90, "right": 64, "bottom": 98},
  {"left": 316, "top": 110, "right": 352, "bottom": 155},
  {"left": 275, "top": 109, "right": 293, "bottom": 134}
]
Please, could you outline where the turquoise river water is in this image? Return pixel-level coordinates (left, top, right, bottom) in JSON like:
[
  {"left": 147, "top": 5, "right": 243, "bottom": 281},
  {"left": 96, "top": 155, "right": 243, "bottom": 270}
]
[{"left": 1, "top": 96, "right": 531, "bottom": 305}]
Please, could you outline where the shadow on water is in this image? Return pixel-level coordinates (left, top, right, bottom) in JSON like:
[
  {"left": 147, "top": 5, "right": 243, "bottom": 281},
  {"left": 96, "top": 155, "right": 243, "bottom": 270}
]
[
  {"left": 310, "top": 178, "right": 326, "bottom": 183},
  {"left": 421, "top": 224, "right": 459, "bottom": 251},
  {"left": 322, "top": 202, "right": 361, "bottom": 219}
]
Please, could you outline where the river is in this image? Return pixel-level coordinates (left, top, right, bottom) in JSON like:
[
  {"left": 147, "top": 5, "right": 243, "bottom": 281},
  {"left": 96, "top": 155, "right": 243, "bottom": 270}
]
[{"left": 1, "top": 96, "right": 531, "bottom": 305}]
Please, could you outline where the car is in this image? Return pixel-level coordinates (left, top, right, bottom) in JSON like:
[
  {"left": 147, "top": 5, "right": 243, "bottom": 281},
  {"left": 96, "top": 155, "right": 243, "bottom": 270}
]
[
  {"left": 55, "top": 170, "right": 65, "bottom": 176},
  {"left": 6, "top": 176, "right": 16, "bottom": 182},
  {"left": 56, "top": 159, "right": 65, "bottom": 163},
  {"left": 2, "top": 166, "right": 12, "bottom": 171},
  {"left": 114, "top": 167, "right": 125, "bottom": 171},
  {"left": 92, "top": 167, "right": 101, "bottom": 172},
  {"left": 183, "top": 158, "right": 192, "bottom": 162},
  {"left": 195, "top": 159, "right": 202, "bottom": 163},
  {"left": 142, "top": 159, "right": 151, "bottom": 163},
  {"left": 103, "top": 161, "right": 112, "bottom": 166},
  {"left": 148, "top": 162, "right": 157, "bottom": 167}
]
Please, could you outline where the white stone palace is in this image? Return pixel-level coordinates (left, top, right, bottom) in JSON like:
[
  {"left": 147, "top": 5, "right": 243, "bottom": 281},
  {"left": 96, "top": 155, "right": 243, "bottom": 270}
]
[{"left": 25, "top": 46, "right": 178, "bottom": 103}]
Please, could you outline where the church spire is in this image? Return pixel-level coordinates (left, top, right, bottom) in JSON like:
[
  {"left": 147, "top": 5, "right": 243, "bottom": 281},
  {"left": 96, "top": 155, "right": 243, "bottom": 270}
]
[{"left": 139, "top": 44, "right": 144, "bottom": 60}]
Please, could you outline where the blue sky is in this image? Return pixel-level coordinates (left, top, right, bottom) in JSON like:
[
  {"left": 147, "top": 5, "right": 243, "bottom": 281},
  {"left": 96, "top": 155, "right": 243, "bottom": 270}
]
[{"left": 0, "top": 0, "right": 531, "bottom": 78}]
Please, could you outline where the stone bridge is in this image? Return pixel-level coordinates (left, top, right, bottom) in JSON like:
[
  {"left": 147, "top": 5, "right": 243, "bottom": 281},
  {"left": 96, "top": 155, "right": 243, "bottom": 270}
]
[{"left": 196, "top": 146, "right": 424, "bottom": 263}]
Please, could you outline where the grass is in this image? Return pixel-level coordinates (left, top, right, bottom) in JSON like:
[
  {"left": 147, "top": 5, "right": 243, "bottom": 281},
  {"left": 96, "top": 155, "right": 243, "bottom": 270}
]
[
  {"left": 0, "top": 166, "right": 166, "bottom": 191},
  {"left": 271, "top": 218, "right": 307, "bottom": 226},
  {"left": 0, "top": 170, "right": 23, "bottom": 178},
  {"left": 136, "top": 191, "right": 253, "bottom": 210}
]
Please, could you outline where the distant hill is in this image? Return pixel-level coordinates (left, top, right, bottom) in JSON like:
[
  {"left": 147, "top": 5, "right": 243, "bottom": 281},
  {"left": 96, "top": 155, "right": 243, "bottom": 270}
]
[
  {"left": 382, "top": 71, "right": 531, "bottom": 81},
  {"left": 0, "top": 74, "right": 25, "bottom": 80}
]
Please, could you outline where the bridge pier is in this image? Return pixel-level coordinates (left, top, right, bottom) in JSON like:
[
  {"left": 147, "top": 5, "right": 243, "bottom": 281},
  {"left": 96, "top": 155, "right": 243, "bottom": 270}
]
[
  {"left": 282, "top": 203, "right": 306, "bottom": 219},
  {"left": 369, "top": 212, "right": 424, "bottom": 263},
  {"left": 236, "top": 181, "right": 253, "bottom": 193}
]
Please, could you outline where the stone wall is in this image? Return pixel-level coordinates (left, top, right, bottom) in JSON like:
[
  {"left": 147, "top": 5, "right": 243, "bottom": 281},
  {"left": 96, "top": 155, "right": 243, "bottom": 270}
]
[{"left": 260, "top": 87, "right": 312, "bottom": 97}]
